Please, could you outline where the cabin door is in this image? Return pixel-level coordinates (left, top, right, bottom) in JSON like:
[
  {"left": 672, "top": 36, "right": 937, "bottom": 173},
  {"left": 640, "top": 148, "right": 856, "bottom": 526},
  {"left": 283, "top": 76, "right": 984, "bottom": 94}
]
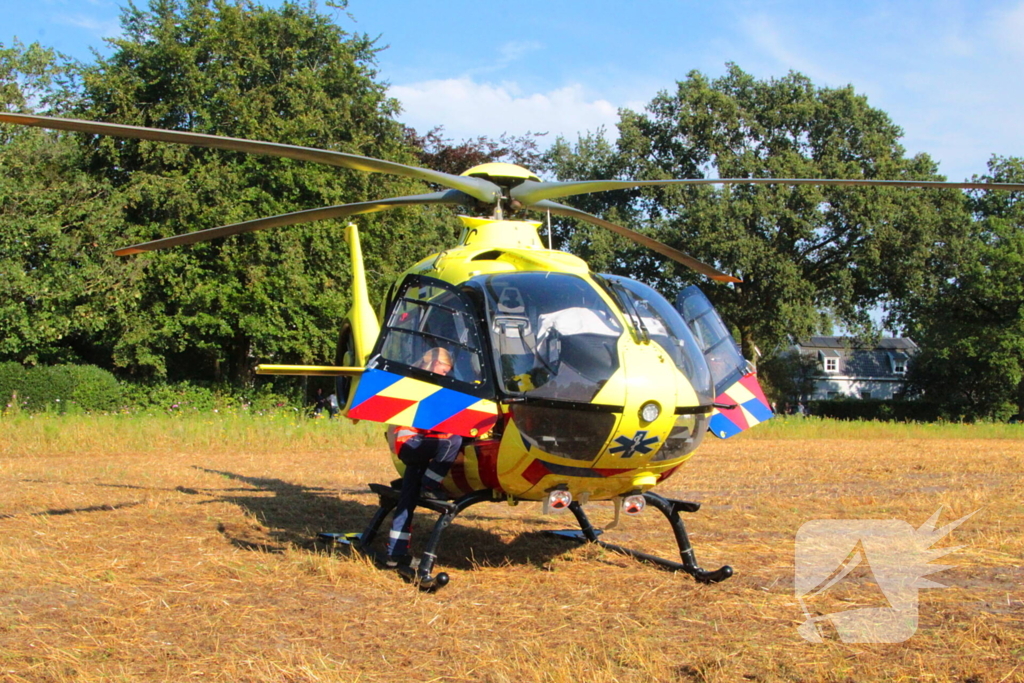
[
  {"left": 346, "top": 274, "right": 499, "bottom": 438},
  {"left": 674, "top": 286, "right": 773, "bottom": 438}
]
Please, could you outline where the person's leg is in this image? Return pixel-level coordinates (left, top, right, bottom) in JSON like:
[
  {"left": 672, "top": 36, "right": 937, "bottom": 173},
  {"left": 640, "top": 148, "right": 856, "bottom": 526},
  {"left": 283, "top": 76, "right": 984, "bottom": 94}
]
[
  {"left": 387, "top": 462, "right": 424, "bottom": 558},
  {"left": 387, "top": 437, "right": 430, "bottom": 559},
  {"left": 421, "top": 436, "right": 462, "bottom": 494}
]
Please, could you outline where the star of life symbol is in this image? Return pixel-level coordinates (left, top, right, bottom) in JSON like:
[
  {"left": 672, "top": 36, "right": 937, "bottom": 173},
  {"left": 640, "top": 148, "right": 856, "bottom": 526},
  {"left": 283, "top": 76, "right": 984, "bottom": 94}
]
[
  {"left": 609, "top": 430, "right": 660, "bottom": 458},
  {"left": 795, "top": 507, "right": 976, "bottom": 643}
]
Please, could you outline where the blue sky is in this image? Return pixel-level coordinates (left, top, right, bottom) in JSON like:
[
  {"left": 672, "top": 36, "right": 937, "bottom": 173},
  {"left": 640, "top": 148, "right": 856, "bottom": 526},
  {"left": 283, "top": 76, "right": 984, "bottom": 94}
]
[{"left": 4, "top": 0, "right": 1024, "bottom": 183}]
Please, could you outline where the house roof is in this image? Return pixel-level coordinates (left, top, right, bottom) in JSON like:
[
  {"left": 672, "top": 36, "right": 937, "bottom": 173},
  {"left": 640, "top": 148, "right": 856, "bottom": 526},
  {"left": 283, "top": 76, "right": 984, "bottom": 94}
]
[
  {"left": 798, "top": 336, "right": 918, "bottom": 352},
  {"left": 795, "top": 336, "right": 917, "bottom": 380},
  {"left": 845, "top": 350, "right": 891, "bottom": 377}
]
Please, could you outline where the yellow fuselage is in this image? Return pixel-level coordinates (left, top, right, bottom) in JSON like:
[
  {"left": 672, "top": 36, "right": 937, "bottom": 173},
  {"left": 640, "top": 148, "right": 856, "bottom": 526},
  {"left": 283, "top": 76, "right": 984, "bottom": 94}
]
[{"left": 384, "top": 217, "right": 703, "bottom": 502}]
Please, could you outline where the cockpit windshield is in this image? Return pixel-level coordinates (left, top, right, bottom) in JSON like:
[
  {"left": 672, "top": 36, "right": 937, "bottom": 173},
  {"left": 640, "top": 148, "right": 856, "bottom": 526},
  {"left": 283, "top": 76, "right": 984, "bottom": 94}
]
[
  {"left": 474, "top": 272, "right": 624, "bottom": 402},
  {"left": 598, "top": 275, "right": 715, "bottom": 406}
]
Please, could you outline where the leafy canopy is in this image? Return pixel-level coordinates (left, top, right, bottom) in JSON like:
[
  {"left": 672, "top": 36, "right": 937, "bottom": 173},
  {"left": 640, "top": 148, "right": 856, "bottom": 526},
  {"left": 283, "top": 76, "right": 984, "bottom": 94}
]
[
  {"left": 901, "top": 156, "right": 1024, "bottom": 420},
  {"left": 547, "top": 64, "right": 968, "bottom": 358},
  {"left": 73, "top": 0, "right": 457, "bottom": 382}
]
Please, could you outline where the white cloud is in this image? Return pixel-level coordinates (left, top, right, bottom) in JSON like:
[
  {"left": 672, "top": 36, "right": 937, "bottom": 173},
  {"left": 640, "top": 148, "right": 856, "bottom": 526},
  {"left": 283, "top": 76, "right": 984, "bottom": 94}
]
[
  {"left": 390, "top": 77, "right": 622, "bottom": 142},
  {"left": 736, "top": 13, "right": 846, "bottom": 85},
  {"left": 54, "top": 13, "right": 122, "bottom": 40},
  {"left": 498, "top": 40, "right": 541, "bottom": 64},
  {"left": 464, "top": 40, "right": 543, "bottom": 78}
]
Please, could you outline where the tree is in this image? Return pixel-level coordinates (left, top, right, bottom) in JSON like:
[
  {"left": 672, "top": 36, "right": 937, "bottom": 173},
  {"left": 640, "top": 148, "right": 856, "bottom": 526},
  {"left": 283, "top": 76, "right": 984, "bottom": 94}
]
[
  {"left": 546, "top": 65, "right": 968, "bottom": 360},
  {"left": 901, "top": 156, "right": 1024, "bottom": 420},
  {"left": 756, "top": 350, "right": 818, "bottom": 406},
  {"left": 404, "top": 126, "right": 547, "bottom": 177},
  {"left": 73, "top": 0, "right": 454, "bottom": 383},
  {"left": 0, "top": 41, "right": 129, "bottom": 367}
]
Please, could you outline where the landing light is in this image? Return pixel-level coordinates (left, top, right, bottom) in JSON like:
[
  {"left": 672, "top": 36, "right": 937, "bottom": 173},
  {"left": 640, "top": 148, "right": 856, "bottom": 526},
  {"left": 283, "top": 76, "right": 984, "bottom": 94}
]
[
  {"left": 546, "top": 489, "right": 572, "bottom": 512},
  {"left": 622, "top": 494, "right": 646, "bottom": 516},
  {"left": 640, "top": 401, "right": 661, "bottom": 423}
]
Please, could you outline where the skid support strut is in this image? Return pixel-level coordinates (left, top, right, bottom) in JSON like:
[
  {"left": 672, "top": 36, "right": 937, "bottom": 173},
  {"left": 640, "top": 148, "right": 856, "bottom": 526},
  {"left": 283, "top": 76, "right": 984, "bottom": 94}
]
[
  {"left": 553, "top": 492, "right": 733, "bottom": 584},
  {"left": 331, "top": 484, "right": 493, "bottom": 591}
]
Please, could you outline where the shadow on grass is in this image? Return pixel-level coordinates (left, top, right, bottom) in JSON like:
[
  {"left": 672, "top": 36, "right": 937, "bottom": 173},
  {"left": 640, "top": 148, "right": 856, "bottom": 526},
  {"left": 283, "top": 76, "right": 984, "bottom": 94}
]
[
  {"left": 188, "top": 467, "right": 569, "bottom": 571},
  {"left": 0, "top": 501, "right": 143, "bottom": 520}
]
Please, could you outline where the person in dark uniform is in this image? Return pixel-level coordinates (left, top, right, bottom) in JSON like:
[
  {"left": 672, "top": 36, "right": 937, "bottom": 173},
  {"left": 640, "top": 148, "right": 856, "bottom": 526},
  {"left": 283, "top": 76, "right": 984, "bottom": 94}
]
[{"left": 386, "top": 348, "right": 463, "bottom": 566}]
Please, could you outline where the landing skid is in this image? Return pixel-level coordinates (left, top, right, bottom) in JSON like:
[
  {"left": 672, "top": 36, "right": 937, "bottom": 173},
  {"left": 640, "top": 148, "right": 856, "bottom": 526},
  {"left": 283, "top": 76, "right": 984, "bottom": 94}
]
[
  {"left": 321, "top": 485, "right": 731, "bottom": 590},
  {"left": 321, "top": 483, "right": 493, "bottom": 591},
  {"left": 546, "top": 493, "right": 733, "bottom": 584}
]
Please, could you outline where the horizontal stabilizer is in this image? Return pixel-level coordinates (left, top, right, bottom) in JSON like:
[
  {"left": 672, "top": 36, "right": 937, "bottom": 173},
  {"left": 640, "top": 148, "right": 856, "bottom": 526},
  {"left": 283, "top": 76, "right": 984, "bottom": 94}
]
[{"left": 256, "top": 364, "right": 364, "bottom": 377}]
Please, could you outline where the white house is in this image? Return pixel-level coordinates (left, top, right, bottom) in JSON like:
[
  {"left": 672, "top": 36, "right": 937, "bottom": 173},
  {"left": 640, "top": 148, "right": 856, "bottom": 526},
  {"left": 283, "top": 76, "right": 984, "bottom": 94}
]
[{"left": 795, "top": 336, "right": 918, "bottom": 400}]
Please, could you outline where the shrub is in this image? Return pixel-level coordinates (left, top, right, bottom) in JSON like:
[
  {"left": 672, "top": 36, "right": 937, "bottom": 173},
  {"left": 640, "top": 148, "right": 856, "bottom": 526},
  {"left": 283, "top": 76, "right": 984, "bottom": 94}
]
[
  {"left": 121, "top": 381, "right": 224, "bottom": 413},
  {"left": 64, "top": 365, "right": 126, "bottom": 411},
  {"left": 119, "top": 380, "right": 300, "bottom": 415},
  {"left": 0, "top": 363, "right": 123, "bottom": 412},
  {"left": 0, "top": 362, "right": 28, "bottom": 412},
  {"left": 806, "top": 398, "right": 945, "bottom": 422},
  {"left": 0, "top": 363, "right": 304, "bottom": 414}
]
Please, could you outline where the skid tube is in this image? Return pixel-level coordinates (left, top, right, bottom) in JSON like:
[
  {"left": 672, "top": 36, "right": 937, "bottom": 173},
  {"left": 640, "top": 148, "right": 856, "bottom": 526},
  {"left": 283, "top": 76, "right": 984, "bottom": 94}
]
[
  {"left": 322, "top": 483, "right": 494, "bottom": 591},
  {"left": 322, "top": 487, "right": 730, "bottom": 588},
  {"left": 548, "top": 491, "right": 733, "bottom": 584}
]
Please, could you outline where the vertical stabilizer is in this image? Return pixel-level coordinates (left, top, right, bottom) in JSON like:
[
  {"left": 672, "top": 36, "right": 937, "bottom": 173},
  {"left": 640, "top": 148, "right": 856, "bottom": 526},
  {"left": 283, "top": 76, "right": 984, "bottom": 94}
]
[
  {"left": 345, "top": 223, "right": 380, "bottom": 365},
  {"left": 338, "top": 223, "right": 381, "bottom": 414}
]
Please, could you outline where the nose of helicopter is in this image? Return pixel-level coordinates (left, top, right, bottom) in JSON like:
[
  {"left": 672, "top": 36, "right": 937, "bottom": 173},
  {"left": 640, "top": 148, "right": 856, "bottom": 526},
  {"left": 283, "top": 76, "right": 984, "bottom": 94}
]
[{"left": 504, "top": 335, "right": 704, "bottom": 502}]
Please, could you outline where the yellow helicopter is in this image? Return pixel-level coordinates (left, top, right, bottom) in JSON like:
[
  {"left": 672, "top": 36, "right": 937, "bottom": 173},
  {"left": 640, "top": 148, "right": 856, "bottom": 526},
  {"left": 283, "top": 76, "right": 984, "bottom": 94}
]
[{"left": 4, "top": 112, "right": 1022, "bottom": 590}]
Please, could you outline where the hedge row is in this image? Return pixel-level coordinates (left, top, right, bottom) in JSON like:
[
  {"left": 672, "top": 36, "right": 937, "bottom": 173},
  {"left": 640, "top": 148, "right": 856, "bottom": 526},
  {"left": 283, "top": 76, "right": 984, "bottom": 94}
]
[
  {"left": 0, "top": 362, "right": 299, "bottom": 414},
  {"left": 806, "top": 398, "right": 946, "bottom": 422},
  {"left": 2, "top": 363, "right": 991, "bottom": 422}
]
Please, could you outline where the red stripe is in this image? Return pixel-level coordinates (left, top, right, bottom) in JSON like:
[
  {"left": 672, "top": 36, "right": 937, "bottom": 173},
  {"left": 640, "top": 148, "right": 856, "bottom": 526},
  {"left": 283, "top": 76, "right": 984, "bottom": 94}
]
[
  {"left": 714, "top": 389, "right": 751, "bottom": 432},
  {"left": 347, "top": 394, "right": 417, "bottom": 422},
  {"left": 450, "top": 457, "right": 472, "bottom": 495},
  {"left": 739, "top": 372, "right": 770, "bottom": 405},
  {"left": 591, "top": 468, "right": 634, "bottom": 477},
  {"left": 656, "top": 465, "right": 681, "bottom": 483},
  {"left": 474, "top": 440, "right": 502, "bottom": 490},
  {"left": 522, "top": 459, "right": 550, "bottom": 485},
  {"left": 432, "top": 408, "right": 498, "bottom": 436},
  {"left": 718, "top": 405, "right": 750, "bottom": 432}
]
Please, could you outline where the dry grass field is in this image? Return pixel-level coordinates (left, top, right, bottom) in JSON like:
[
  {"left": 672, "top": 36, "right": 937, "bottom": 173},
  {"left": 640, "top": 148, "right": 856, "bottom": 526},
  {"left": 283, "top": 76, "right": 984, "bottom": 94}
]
[{"left": 1, "top": 414, "right": 1021, "bottom": 682}]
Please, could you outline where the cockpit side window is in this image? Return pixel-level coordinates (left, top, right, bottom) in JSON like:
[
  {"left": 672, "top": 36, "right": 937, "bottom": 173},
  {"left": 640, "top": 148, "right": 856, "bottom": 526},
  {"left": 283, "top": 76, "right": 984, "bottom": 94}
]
[
  {"left": 374, "top": 276, "right": 489, "bottom": 395},
  {"left": 675, "top": 285, "right": 749, "bottom": 396},
  {"left": 598, "top": 275, "right": 715, "bottom": 406}
]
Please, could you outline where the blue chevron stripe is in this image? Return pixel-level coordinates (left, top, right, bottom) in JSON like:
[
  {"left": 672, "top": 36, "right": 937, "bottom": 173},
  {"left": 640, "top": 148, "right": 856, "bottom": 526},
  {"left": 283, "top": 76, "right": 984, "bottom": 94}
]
[
  {"left": 709, "top": 413, "right": 743, "bottom": 439},
  {"left": 411, "top": 387, "right": 480, "bottom": 429},
  {"left": 350, "top": 369, "right": 403, "bottom": 408},
  {"left": 743, "top": 397, "right": 774, "bottom": 424}
]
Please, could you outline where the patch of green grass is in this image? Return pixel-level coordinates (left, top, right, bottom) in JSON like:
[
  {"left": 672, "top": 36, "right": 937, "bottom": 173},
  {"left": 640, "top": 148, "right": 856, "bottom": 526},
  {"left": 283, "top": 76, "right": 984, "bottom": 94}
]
[
  {"left": 2, "top": 413, "right": 1020, "bottom": 464},
  {"left": 741, "top": 415, "right": 1024, "bottom": 440},
  {"left": 0, "top": 411, "right": 384, "bottom": 458}
]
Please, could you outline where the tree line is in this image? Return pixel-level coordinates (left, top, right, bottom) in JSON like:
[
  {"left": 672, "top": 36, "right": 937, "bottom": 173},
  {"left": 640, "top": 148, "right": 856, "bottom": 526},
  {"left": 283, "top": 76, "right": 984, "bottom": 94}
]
[{"left": 1, "top": 0, "right": 1021, "bottom": 420}]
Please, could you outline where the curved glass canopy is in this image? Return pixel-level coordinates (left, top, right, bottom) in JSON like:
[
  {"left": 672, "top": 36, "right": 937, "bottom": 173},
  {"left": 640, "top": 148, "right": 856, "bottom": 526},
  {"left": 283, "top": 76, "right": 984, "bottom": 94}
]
[
  {"left": 473, "top": 272, "right": 625, "bottom": 404},
  {"left": 598, "top": 274, "right": 715, "bottom": 407}
]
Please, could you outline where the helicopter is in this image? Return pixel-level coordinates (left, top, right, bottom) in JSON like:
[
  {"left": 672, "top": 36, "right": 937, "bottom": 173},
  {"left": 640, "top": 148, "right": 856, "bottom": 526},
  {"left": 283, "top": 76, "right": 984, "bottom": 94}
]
[{"left": 4, "top": 112, "right": 1023, "bottom": 590}]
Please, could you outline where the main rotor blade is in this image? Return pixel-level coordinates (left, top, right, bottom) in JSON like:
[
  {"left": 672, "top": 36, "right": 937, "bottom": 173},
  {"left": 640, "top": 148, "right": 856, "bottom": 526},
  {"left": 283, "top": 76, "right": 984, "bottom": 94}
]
[
  {"left": 530, "top": 200, "right": 741, "bottom": 283},
  {"left": 115, "top": 190, "right": 470, "bottom": 255},
  {"left": 0, "top": 113, "right": 502, "bottom": 204},
  {"left": 511, "top": 177, "right": 1024, "bottom": 205}
]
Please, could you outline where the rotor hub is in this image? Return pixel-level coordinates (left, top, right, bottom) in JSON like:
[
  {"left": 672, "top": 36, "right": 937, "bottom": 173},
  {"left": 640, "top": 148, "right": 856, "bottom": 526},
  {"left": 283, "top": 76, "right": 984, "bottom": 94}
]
[{"left": 460, "top": 163, "right": 540, "bottom": 185}]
